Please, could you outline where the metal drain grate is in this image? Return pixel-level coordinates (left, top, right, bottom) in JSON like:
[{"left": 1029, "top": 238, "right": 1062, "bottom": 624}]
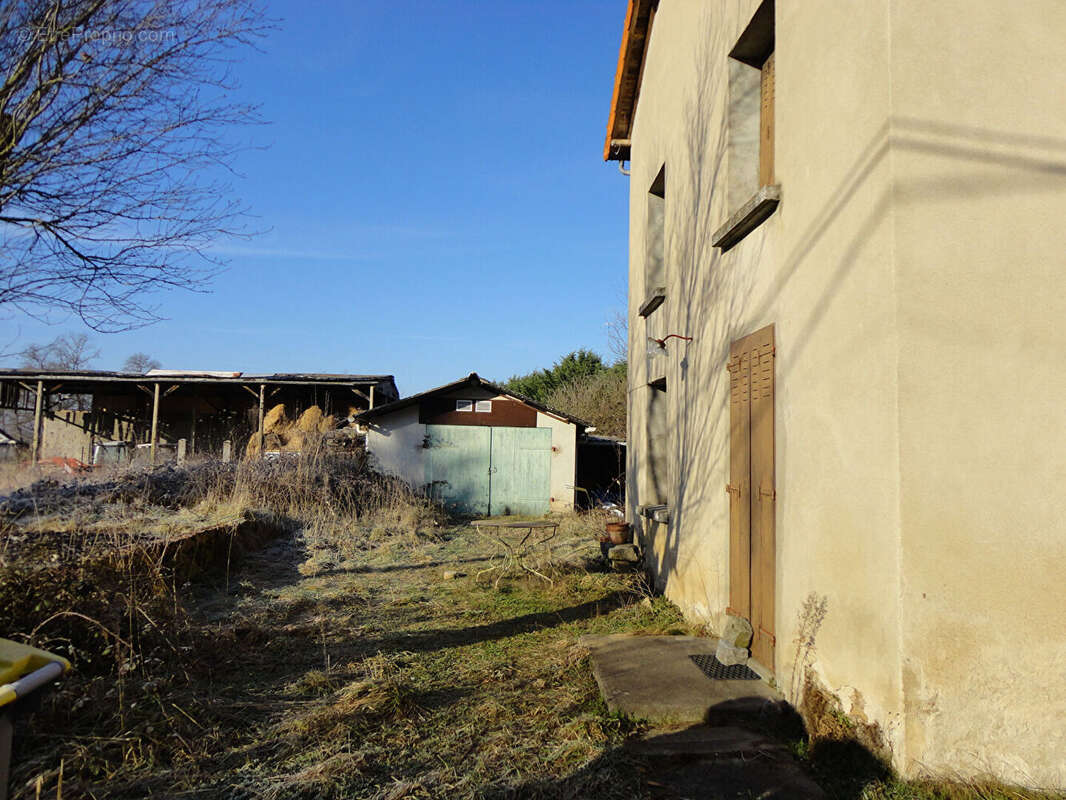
[{"left": 689, "top": 654, "right": 761, "bottom": 681}]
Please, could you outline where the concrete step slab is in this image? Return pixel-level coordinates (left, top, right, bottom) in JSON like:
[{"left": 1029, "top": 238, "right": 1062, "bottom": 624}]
[{"left": 578, "top": 633, "right": 780, "bottom": 725}]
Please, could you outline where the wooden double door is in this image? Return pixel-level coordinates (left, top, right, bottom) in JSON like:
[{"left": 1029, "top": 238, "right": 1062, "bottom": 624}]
[{"left": 727, "top": 324, "right": 776, "bottom": 669}]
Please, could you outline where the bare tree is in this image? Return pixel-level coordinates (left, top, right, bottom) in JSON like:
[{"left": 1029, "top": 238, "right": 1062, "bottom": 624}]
[
  {"left": 607, "top": 309, "right": 628, "bottom": 365},
  {"left": 18, "top": 331, "right": 99, "bottom": 411},
  {"left": 0, "top": 0, "right": 268, "bottom": 332},
  {"left": 122, "top": 351, "right": 160, "bottom": 373},
  {"left": 20, "top": 331, "right": 99, "bottom": 370}
]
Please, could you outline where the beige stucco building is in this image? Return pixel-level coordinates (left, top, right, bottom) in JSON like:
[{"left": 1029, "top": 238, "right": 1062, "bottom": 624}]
[{"left": 606, "top": 0, "right": 1066, "bottom": 787}]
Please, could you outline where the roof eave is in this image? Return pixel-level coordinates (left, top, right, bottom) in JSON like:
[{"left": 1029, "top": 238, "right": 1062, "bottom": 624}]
[{"left": 603, "top": 0, "right": 655, "bottom": 162}]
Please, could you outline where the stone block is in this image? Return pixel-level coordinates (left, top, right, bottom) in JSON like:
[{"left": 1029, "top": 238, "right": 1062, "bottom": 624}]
[
  {"left": 608, "top": 544, "right": 641, "bottom": 563},
  {"left": 715, "top": 637, "right": 750, "bottom": 666},
  {"left": 722, "top": 614, "right": 754, "bottom": 648}
]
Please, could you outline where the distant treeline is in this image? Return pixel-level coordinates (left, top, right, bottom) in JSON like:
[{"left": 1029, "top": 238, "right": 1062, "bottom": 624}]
[{"left": 504, "top": 350, "right": 627, "bottom": 440}]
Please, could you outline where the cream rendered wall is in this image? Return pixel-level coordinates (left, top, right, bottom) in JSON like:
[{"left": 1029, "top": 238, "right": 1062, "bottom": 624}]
[
  {"left": 627, "top": 0, "right": 904, "bottom": 763},
  {"left": 888, "top": 0, "right": 1066, "bottom": 785},
  {"left": 41, "top": 412, "right": 94, "bottom": 462},
  {"left": 627, "top": 0, "right": 1066, "bottom": 785}
]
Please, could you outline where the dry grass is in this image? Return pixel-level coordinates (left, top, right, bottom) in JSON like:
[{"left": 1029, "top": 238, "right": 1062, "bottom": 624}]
[
  {"left": 0, "top": 460, "right": 39, "bottom": 493},
  {"left": 3, "top": 459, "right": 1061, "bottom": 800},
  {"left": 2, "top": 443, "right": 443, "bottom": 562},
  {"left": 0, "top": 448, "right": 452, "bottom": 798},
  {"left": 8, "top": 507, "right": 678, "bottom": 799}
]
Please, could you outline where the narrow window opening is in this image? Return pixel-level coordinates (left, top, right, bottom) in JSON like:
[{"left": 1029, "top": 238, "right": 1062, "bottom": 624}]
[
  {"left": 645, "top": 377, "right": 670, "bottom": 506},
  {"left": 714, "top": 0, "right": 778, "bottom": 251},
  {"left": 727, "top": 0, "right": 774, "bottom": 211},
  {"left": 641, "top": 164, "right": 667, "bottom": 318}
]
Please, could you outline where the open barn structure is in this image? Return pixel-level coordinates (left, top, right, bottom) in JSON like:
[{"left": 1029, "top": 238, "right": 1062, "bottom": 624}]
[{"left": 0, "top": 370, "right": 398, "bottom": 466}]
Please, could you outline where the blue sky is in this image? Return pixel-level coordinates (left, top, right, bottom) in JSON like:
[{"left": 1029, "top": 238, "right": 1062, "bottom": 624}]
[{"left": 2, "top": 1, "right": 628, "bottom": 394}]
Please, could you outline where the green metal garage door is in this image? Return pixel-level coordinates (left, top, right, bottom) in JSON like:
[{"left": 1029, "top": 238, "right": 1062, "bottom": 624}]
[
  {"left": 424, "top": 425, "right": 552, "bottom": 516},
  {"left": 488, "top": 426, "right": 552, "bottom": 516},
  {"left": 425, "top": 426, "right": 491, "bottom": 515}
]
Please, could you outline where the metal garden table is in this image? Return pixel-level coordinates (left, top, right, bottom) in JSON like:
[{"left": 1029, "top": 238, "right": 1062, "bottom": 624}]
[{"left": 470, "top": 520, "right": 560, "bottom": 586}]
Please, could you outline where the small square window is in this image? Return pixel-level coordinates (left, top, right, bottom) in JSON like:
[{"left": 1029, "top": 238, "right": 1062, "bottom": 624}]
[
  {"left": 456, "top": 400, "right": 473, "bottom": 412},
  {"left": 475, "top": 400, "right": 492, "bottom": 413}
]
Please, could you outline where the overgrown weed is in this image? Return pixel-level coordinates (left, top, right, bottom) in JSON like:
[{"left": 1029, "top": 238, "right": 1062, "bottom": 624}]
[{"left": 0, "top": 446, "right": 449, "bottom": 797}]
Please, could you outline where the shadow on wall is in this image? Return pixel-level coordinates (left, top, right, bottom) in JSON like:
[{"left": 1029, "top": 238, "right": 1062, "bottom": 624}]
[{"left": 629, "top": 6, "right": 758, "bottom": 606}]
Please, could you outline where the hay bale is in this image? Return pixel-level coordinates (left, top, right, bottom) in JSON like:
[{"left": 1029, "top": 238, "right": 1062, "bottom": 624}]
[
  {"left": 263, "top": 403, "right": 288, "bottom": 433},
  {"left": 284, "top": 430, "right": 305, "bottom": 452},
  {"left": 246, "top": 431, "right": 284, "bottom": 457},
  {"left": 295, "top": 405, "right": 324, "bottom": 432}
]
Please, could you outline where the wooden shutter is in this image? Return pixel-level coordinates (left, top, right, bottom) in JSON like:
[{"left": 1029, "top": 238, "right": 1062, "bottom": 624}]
[
  {"left": 748, "top": 328, "right": 775, "bottom": 667},
  {"left": 729, "top": 349, "right": 754, "bottom": 618},
  {"left": 727, "top": 325, "right": 776, "bottom": 669},
  {"left": 728, "top": 348, "right": 752, "bottom": 620},
  {"left": 759, "top": 52, "right": 775, "bottom": 187}
]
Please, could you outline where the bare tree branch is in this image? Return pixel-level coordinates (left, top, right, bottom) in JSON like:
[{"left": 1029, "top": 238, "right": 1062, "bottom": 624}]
[
  {"left": 122, "top": 350, "right": 159, "bottom": 373},
  {"left": 0, "top": 0, "right": 269, "bottom": 331},
  {"left": 19, "top": 331, "right": 99, "bottom": 369}
]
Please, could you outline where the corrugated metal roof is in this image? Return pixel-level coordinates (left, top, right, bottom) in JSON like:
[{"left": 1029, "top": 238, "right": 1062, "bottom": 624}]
[
  {"left": 0, "top": 369, "right": 399, "bottom": 400},
  {"left": 0, "top": 368, "right": 395, "bottom": 384}
]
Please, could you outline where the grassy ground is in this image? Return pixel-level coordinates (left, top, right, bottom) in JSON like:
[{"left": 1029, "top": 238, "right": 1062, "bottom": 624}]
[
  {"left": 5, "top": 458, "right": 1060, "bottom": 799},
  {"left": 11, "top": 513, "right": 691, "bottom": 799}
]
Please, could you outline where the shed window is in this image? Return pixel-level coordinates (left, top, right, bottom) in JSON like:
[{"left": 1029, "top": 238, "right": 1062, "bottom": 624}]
[
  {"left": 475, "top": 400, "right": 492, "bottom": 413},
  {"left": 456, "top": 400, "right": 473, "bottom": 412}
]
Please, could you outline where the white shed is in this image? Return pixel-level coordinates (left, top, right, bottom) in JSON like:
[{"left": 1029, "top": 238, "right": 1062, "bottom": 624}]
[{"left": 355, "top": 373, "right": 587, "bottom": 516}]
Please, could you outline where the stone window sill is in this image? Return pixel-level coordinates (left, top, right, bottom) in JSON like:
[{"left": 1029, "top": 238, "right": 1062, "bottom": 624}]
[
  {"left": 638, "top": 504, "right": 672, "bottom": 524},
  {"left": 712, "top": 184, "right": 781, "bottom": 252},
  {"left": 639, "top": 288, "right": 666, "bottom": 318}
]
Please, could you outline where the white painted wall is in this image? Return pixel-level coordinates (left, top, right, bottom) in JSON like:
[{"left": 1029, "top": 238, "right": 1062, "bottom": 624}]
[
  {"left": 536, "top": 411, "right": 576, "bottom": 511},
  {"left": 365, "top": 404, "right": 425, "bottom": 487}
]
